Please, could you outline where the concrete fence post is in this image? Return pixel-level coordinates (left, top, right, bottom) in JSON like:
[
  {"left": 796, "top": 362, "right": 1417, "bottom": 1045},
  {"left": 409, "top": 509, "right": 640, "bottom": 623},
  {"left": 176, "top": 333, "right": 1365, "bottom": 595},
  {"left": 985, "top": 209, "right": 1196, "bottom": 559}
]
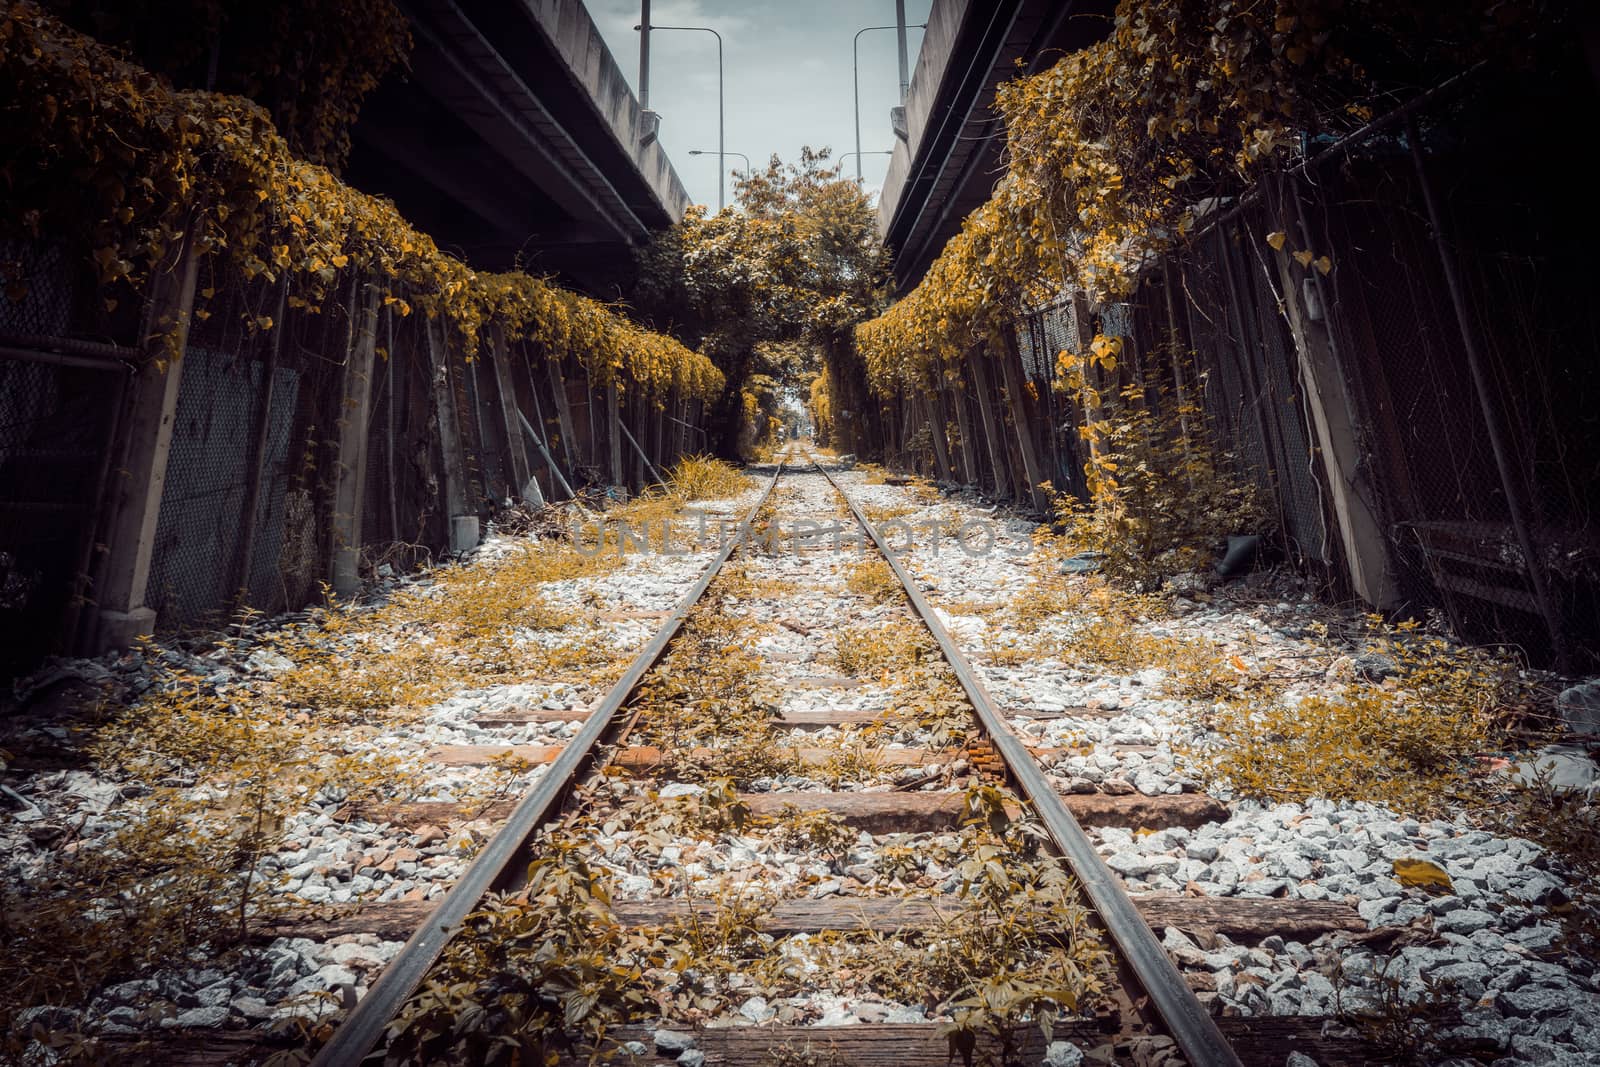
[
  {"left": 606, "top": 378, "right": 623, "bottom": 488},
  {"left": 1271, "top": 180, "right": 1399, "bottom": 609},
  {"left": 426, "top": 318, "right": 479, "bottom": 553},
  {"left": 94, "top": 223, "right": 202, "bottom": 652},
  {"left": 330, "top": 284, "right": 381, "bottom": 598}
]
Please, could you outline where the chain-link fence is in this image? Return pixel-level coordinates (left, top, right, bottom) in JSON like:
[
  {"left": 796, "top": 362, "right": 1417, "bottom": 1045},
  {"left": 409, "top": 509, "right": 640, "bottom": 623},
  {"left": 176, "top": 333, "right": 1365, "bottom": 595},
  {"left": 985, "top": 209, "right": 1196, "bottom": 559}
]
[
  {"left": 0, "top": 240, "right": 133, "bottom": 679},
  {"left": 1005, "top": 58, "right": 1600, "bottom": 669},
  {"left": 1302, "top": 61, "right": 1600, "bottom": 669}
]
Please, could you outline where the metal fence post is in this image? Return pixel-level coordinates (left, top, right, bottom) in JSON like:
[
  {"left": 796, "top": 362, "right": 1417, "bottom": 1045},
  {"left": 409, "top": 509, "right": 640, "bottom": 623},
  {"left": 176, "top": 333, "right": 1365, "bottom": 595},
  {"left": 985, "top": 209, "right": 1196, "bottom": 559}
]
[{"left": 487, "top": 326, "right": 538, "bottom": 505}]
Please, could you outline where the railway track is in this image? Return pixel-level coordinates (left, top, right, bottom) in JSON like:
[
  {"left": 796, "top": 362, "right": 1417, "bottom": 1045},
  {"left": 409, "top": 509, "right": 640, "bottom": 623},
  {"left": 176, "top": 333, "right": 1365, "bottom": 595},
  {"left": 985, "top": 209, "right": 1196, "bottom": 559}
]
[{"left": 186, "top": 454, "right": 1389, "bottom": 1066}]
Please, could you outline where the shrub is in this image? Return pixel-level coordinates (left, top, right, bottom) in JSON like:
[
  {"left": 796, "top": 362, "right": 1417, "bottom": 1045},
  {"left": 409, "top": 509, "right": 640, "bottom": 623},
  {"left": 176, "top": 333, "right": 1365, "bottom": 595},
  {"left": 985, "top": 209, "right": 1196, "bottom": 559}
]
[{"left": 1060, "top": 386, "right": 1269, "bottom": 589}]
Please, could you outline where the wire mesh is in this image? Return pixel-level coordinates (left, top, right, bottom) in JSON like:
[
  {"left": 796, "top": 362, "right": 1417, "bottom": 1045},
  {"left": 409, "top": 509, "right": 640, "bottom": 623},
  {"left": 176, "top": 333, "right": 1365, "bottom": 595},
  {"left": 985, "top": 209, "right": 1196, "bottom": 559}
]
[
  {"left": 0, "top": 240, "right": 74, "bottom": 337},
  {"left": 1304, "top": 67, "right": 1600, "bottom": 666},
  {"left": 0, "top": 238, "right": 128, "bottom": 676}
]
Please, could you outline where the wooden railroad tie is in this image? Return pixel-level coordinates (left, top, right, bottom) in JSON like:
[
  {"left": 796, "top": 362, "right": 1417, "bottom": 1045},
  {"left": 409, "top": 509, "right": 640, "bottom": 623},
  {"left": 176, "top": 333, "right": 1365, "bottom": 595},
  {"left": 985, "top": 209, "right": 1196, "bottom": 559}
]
[
  {"left": 338, "top": 789, "right": 1229, "bottom": 835},
  {"left": 253, "top": 892, "right": 1366, "bottom": 945},
  {"left": 108, "top": 1017, "right": 1393, "bottom": 1067}
]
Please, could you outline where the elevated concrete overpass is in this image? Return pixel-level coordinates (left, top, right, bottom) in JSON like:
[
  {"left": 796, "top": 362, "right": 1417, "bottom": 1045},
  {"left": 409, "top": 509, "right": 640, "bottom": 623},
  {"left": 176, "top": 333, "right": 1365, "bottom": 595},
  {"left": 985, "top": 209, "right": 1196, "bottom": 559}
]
[
  {"left": 347, "top": 0, "right": 689, "bottom": 294},
  {"left": 878, "top": 0, "right": 1114, "bottom": 292}
]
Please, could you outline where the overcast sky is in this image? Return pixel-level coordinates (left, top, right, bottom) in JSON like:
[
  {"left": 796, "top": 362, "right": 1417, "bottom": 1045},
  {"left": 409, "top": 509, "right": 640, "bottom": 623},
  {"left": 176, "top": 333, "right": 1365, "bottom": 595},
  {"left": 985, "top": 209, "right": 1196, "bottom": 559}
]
[{"left": 588, "top": 0, "right": 933, "bottom": 211}]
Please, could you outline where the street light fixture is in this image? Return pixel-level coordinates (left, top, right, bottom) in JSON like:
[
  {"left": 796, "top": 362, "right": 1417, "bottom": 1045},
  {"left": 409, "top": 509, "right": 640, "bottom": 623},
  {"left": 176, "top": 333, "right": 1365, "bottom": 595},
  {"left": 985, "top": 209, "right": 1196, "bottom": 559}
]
[
  {"left": 637, "top": 21, "right": 725, "bottom": 209},
  {"left": 838, "top": 150, "right": 892, "bottom": 179},
  {"left": 688, "top": 149, "right": 753, "bottom": 182},
  {"left": 853, "top": 22, "right": 925, "bottom": 182}
]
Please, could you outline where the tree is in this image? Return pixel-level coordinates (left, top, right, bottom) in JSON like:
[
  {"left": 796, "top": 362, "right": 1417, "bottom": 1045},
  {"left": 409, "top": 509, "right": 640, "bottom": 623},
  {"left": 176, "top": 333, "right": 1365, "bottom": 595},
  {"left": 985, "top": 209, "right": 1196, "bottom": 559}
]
[{"left": 631, "top": 148, "right": 891, "bottom": 458}]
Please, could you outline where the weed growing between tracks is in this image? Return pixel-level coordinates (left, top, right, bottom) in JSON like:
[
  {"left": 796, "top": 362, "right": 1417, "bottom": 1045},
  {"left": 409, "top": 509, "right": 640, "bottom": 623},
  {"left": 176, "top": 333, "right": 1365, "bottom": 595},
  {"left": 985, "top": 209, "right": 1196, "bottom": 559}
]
[
  {"left": 831, "top": 620, "right": 936, "bottom": 680},
  {"left": 845, "top": 557, "right": 902, "bottom": 604},
  {"left": 384, "top": 839, "right": 664, "bottom": 1066},
  {"left": 377, "top": 479, "right": 1110, "bottom": 1062},
  {"left": 382, "top": 786, "right": 1109, "bottom": 1064},
  {"left": 628, "top": 592, "right": 798, "bottom": 787}
]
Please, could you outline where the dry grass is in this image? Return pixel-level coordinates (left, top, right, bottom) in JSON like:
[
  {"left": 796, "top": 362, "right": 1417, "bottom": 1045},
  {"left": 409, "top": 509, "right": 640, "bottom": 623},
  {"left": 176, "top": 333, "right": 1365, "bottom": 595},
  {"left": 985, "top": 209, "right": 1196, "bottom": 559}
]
[
  {"left": 845, "top": 557, "right": 903, "bottom": 604},
  {"left": 1188, "top": 628, "right": 1520, "bottom": 813},
  {"left": 667, "top": 454, "right": 751, "bottom": 502}
]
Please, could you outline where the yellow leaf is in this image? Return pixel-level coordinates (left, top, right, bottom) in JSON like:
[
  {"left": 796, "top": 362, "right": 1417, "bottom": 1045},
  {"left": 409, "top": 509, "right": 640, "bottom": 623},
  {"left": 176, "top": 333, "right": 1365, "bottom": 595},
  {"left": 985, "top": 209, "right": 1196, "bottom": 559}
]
[
  {"left": 1314, "top": 255, "right": 1332, "bottom": 275},
  {"left": 331, "top": 254, "right": 349, "bottom": 269},
  {"left": 200, "top": 286, "right": 216, "bottom": 299},
  {"left": 1392, "top": 857, "right": 1453, "bottom": 894},
  {"left": 256, "top": 315, "right": 274, "bottom": 330},
  {"left": 1293, "top": 250, "right": 1314, "bottom": 268},
  {"left": 1265, "top": 231, "right": 1286, "bottom": 251}
]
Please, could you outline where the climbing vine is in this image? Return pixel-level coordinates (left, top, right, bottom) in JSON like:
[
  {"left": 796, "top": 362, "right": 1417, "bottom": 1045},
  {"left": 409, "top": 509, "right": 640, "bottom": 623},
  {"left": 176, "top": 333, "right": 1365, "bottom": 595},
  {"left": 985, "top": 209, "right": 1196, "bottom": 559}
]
[
  {"left": 40, "top": 0, "right": 412, "bottom": 170},
  {"left": 853, "top": 0, "right": 1560, "bottom": 529},
  {"left": 854, "top": 0, "right": 1557, "bottom": 400},
  {"left": 0, "top": 1, "right": 722, "bottom": 399}
]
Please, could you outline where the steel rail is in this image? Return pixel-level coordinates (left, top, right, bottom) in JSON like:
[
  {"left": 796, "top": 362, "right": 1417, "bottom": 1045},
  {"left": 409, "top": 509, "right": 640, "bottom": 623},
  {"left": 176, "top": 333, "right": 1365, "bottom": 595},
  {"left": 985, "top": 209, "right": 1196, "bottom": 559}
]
[
  {"left": 812, "top": 457, "right": 1242, "bottom": 1067},
  {"left": 310, "top": 460, "right": 787, "bottom": 1066}
]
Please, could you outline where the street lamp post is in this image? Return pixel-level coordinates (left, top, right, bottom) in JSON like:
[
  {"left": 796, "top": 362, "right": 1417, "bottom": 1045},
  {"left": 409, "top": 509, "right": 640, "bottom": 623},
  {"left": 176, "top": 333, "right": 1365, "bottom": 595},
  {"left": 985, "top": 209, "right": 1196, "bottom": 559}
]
[
  {"left": 853, "top": 22, "right": 925, "bottom": 182},
  {"left": 638, "top": 22, "right": 724, "bottom": 209}
]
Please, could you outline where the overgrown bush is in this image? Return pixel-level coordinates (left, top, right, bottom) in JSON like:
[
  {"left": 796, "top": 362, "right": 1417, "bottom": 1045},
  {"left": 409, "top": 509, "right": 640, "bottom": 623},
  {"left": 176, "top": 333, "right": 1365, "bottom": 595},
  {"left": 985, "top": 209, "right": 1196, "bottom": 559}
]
[
  {"left": 845, "top": 557, "right": 902, "bottom": 604},
  {"left": 1058, "top": 386, "right": 1269, "bottom": 590},
  {"left": 831, "top": 620, "right": 934, "bottom": 679}
]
